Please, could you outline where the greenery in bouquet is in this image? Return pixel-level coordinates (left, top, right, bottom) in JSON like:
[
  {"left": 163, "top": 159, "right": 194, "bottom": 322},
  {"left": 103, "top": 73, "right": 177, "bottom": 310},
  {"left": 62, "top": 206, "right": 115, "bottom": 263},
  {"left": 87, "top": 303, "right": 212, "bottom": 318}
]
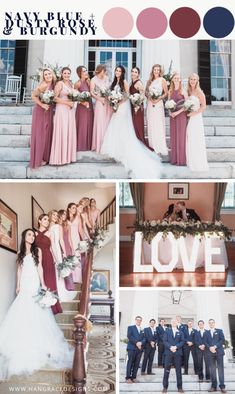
[
  {"left": 107, "top": 89, "right": 123, "bottom": 112},
  {"left": 183, "top": 96, "right": 200, "bottom": 113},
  {"left": 129, "top": 93, "right": 145, "bottom": 113},
  {"left": 67, "top": 89, "right": 80, "bottom": 102},
  {"left": 163, "top": 60, "right": 173, "bottom": 86},
  {"left": 33, "top": 287, "right": 59, "bottom": 308},
  {"left": 30, "top": 60, "right": 63, "bottom": 82},
  {"left": 57, "top": 255, "right": 79, "bottom": 278},
  {"left": 134, "top": 219, "right": 232, "bottom": 243},
  {"left": 39, "top": 90, "right": 55, "bottom": 105}
]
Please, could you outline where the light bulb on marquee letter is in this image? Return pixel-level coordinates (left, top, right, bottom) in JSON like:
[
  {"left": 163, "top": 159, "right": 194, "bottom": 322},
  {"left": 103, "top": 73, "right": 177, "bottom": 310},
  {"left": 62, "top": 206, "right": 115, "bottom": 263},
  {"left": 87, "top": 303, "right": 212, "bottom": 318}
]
[
  {"left": 178, "top": 235, "right": 200, "bottom": 272},
  {"left": 204, "top": 233, "right": 225, "bottom": 273},
  {"left": 133, "top": 231, "right": 153, "bottom": 273},
  {"left": 151, "top": 232, "right": 178, "bottom": 272}
]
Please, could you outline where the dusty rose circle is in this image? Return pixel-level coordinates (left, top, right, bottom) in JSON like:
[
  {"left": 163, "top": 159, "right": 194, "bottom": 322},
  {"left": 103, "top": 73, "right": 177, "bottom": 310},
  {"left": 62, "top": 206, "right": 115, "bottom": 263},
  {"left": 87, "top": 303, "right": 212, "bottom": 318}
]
[{"left": 102, "top": 7, "right": 134, "bottom": 38}]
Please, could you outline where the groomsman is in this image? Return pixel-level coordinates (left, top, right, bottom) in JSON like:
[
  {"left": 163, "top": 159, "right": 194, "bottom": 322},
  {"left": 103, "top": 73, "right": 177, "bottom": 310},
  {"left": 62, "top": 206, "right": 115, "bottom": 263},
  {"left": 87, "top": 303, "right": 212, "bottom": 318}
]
[
  {"left": 182, "top": 320, "right": 198, "bottom": 375},
  {"left": 176, "top": 315, "right": 186, "bottom": 332},
  {"left": 126, "top": 316, "right": 145, "bottom": 383},
  {"left": 162, "top": 318, "right": 185, "bottom": 393},
  {"left": 205, "top": 319, "right": 226, "bottom": 393},
  {"left": 141, "top": 319, "right": 157, "bottom": 375},
  {"left": 156, "top": 318, "right": 167, "bottom": 367},
  {"left": 194, "top": 320, "right": 210, "bottom": 382}
]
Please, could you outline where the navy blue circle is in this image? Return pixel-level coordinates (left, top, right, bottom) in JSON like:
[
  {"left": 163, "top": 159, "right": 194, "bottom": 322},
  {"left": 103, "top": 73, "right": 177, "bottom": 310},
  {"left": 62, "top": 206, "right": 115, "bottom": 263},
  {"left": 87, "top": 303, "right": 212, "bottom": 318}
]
[{"left": 203, "top": 7, "right": 234, "bottom": 38}]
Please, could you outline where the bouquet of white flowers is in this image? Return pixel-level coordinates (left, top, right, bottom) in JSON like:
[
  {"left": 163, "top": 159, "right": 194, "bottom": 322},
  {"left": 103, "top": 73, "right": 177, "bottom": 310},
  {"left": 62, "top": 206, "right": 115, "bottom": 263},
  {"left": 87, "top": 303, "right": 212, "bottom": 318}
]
[
  {"left": 183, "top": 96, "right": 200, "bottom": 113},
  {"left": 39, "top": 90, "right": 55, "bottom": 105},
  {"left": 129, "top": 93, "right": 145, "bottom": 113},
  {"left": 67, "top": 89, "right": 80, "bottom": 102},
  {"left": 148, "top": 86, "right": 162, "bottom": 107},
  {"left": 97, "top": 86, "right": 111, "bottom": 98},
  {"left": 33, "top": 287, "right": 59, "bottom": 308},
  {"left": 57, "top": 255, "right": 79, "bottom": 278},
  {"left": 107, "top": 89, "right": 123, "bottom": 112},
  {"left": 76, "top": 240, "right": 90, "bottom": 254},
  {"left": 165, "top": 99, "right": 176, "bottom": 112},
  {"left": 78, "top": 91, "right": 91, "bottom": 108}
]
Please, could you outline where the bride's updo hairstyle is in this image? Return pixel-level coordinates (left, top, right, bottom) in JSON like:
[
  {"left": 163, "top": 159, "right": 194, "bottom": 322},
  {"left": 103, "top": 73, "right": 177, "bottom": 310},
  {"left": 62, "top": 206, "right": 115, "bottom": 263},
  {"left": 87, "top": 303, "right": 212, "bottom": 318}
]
[
  {"left": 95, "top": 64, "right": 107, "bottom": 76},
  {"left": 17, "top": 229, "right": 39, "bottom": 266},
  {"left": 187, "top": 73, "right": 203, "bottom": 96},
  {"left": 111, "top": 65, "right": 125, "bottom": 92}
]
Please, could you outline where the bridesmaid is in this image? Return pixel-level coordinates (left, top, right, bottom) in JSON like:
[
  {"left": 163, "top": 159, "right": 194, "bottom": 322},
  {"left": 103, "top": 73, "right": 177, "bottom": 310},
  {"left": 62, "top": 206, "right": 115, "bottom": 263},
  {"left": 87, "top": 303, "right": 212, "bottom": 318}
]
[
  {"left": 91, "top": 64, "right": 112, "bottom": 153},
  {"left": 35, "top": 214, "right": 62, "bottom": 314},
  {"left": 49, "top": 67, "right": 77, "bottom": 165},
  {"left": 186, "top": 73, "right": 209, "bottom": 172},
  {"left": 168, "top": 72, "right": 188, "bottom": 166},
  {"left": 57, "top": 210, "right": 75, "bottom": 291},
  {"left": 129, "top": 67, "right": 149, "bottom": 148},
  {"left": 74, "top": 65, "right": 94, "bottom": 151},
  {"left": 78, "top": 199, "right": 92, "bottom": 240},
  {"left": 89, "top": 198, "right": 101, "bottom": 228},
  {"left": 67, "top": 203, "right": 83, "bottom": 283},
  {"left": 146, "top": 64, "right": 168, "bottom": 156},
  {"left": 30, "top": 68, "right": 56, "bottom": 169}
]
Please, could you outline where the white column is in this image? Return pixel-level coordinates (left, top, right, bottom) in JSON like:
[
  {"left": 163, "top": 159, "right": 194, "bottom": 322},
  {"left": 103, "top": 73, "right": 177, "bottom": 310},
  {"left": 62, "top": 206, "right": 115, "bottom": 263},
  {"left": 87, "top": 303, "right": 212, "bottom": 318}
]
[
  {"left": 196, "top": 290, "right": 223, "bottom": 328},
  {"left": 43, "top": 40, "right": 85, "bottom": 82},
  {"left": 131, "top": 290, "right": 159, "bottom": 329}
]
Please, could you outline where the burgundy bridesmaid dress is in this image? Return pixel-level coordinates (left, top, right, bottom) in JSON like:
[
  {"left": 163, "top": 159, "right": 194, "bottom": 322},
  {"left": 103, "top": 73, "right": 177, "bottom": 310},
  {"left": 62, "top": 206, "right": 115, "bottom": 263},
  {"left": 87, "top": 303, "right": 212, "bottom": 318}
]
[
  {"left": 63, "top": 226, "right": 75, "bottom": 291},
  {"left": 76, "top": 80, "right": 94, "bottom": 151},
  {"left": 29, "top": 87, "right": 54, "bottom": 169},
  {"left": 35, "top": 230, "right": 62, "bottom": 314},
  {"left": 170, "top": 90, "right": 187, "bottom": 166},
  {"left": 129, "top": 80, "right": 150, "bottom": 149}
]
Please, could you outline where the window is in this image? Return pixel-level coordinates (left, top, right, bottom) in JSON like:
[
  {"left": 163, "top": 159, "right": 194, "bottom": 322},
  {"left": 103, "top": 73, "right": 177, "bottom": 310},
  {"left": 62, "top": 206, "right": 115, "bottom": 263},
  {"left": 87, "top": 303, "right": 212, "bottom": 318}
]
[
  {"left": 0, "top": 40, "right": 16, "bottom": 90},
  {"left": 222, "top": 183, "right": 235, "bottom": 209},
  {"left": 210, "top": 40, "right": 231, "bottom": 102},
  {"left": 119, "top": 183, "right": 134, "bottom": 208}
]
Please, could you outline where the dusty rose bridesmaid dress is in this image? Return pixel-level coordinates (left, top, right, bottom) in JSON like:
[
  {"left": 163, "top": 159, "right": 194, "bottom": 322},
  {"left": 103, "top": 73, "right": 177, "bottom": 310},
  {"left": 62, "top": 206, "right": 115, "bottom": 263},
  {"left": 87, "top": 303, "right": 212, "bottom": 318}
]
[
  {"left": 169, "top": 89, "right": 187, "bottom": 166},
  {"left": 76, "top": 80, "right": 94, "bottom": 151},
  {"left": 91, "top": 76, "right": 112, "bottom": 153},
  {"left": 29, "top": 85, "right": 54, "bottom": 169},
  {"left": 62, "top": 225, "right": 75, "bottom": 291},
  {"left": 49, "top": 82, "right": 76, "bottom": 165}
]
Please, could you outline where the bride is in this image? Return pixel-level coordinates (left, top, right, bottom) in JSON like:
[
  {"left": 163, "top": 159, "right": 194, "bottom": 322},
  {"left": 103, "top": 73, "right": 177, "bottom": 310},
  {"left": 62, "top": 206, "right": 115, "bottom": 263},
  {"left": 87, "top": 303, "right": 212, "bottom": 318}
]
[
  {"left": 100, "top": 65, "right": 162, "bottom": 179},
  {"left": 0, "top": 229, "right": 72, "bottom": 380}
]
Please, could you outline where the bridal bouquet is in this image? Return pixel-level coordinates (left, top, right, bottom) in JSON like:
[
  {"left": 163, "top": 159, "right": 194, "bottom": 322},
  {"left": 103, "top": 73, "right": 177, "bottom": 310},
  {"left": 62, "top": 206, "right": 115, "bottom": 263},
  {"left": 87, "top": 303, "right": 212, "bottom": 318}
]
[
  {"left": 107, "top": 90, "right": 123, "bottom": 112},
  {"left": 148, "top": 86, "right": 162, "bottom": 107},
  {"left": 39, "top": 90, "right": 55, "bottom": 105},
  {"left": 67, "top": 89, "right": 80, "bottom": 102},
  {"left": 183, "top": 96, "right": 200, "bottom": 113},
  {"left": 129, "top": 93, "right": 145, "bottom": 113},
  {"left": 33, "top": 287, "right": 59, "bottom": 308},
  {"left": 78, "top": 91, "right": 91, "bottom": 108},
  {"left": 165, "top": 99, "right": 176, "bottom": 112},
  {"left": 98, "top": 87, "right": 111, "bottom": 98},
  {"left": 57, "top": 255, "right": 79, "bottom": 278}
]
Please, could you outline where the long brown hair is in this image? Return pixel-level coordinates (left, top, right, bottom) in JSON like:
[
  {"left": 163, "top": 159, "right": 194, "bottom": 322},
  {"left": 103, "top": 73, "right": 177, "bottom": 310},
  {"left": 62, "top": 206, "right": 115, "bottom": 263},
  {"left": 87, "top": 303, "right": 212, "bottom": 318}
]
[
  {"left": 111, "top": 65, "right": 125, "bottom": 92},
  {"left": 17, "top": 229, "right": 39, "bottom": 266},
  {"left": 146, "top": 64, "right": 164, "bottom": 91},
  {"left": 76, "top": 65, "right": 90, "bottom": 85}
]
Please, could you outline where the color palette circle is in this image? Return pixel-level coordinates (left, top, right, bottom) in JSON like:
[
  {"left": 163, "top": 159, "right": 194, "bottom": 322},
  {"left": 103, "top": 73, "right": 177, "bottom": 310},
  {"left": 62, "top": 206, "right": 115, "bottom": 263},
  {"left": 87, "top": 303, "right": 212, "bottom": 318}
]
[
  {"left": 169, "top": 7, "right": 201, "bottom": 38},
  {"left": 102, "top": 7, "right": 134, "bottom": 38},
  {"left": 136, "top": 8, "right": 168, "bottom": 39},
  {"left": 203, "top": 7, "right": 234, "bottom": 38}
]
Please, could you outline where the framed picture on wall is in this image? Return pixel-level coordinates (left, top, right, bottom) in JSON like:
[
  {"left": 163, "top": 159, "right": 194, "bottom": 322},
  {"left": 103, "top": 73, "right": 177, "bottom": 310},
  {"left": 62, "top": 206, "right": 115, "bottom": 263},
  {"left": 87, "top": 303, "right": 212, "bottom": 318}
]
[
  {"left": 32, "top": 196, "right": 44, "bottom": 230},
  {"left": 0, "top": 199, "right": 18, "bottom": 253},
  {"left": 168, "top": 183, "right": 189, "bottom": 200},
  {"left": 91, "top": 269, "right": 110, "bottom": 295}
]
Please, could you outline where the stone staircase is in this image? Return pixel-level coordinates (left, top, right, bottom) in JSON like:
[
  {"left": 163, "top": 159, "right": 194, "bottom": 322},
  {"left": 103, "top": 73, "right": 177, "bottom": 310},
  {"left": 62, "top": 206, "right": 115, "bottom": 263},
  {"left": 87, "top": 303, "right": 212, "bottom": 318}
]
[
  {"left": 1, "top": 106, "right": 235, "bottom": 178},
  {"left": 0, "top": 283, "right": 81, "bottom": 393},
  {"left": 119, "top": 361, "right": 235, "bottom": 393}
]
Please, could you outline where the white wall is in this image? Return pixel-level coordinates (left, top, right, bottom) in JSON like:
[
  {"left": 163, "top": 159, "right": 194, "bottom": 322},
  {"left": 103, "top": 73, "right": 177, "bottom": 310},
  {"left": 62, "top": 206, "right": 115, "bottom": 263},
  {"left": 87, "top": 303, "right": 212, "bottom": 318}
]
[{"left": 0, "top": 182, "right": 115, "bottom": 324}]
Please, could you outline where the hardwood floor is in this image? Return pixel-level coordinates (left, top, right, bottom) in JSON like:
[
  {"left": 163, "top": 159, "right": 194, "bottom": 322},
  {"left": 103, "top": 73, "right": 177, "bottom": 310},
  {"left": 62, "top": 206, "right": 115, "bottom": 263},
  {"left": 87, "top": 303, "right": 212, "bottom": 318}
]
[{"left": 119, "top": 241, "right": 235, "bottom": 287}]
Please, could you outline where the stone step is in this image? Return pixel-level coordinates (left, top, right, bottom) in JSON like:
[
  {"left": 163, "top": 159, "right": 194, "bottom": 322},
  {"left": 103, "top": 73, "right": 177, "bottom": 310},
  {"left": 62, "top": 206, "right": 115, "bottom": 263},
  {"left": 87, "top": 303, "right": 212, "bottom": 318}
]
[
  {"left": 165, "top": 136, "right": 235, "bottom": 148},
  {"left": 5, "top": 367, "right": 72, "bottom": 385},
  {"left": 0, "top": 124, "right": 31, "bottom": 135},
  {"left": 0, "top": 106, "right": 32, "bottom": 114},
  {"left": 0, "top": 135, "right": 30, "bottom": 147},
  {"left": 0, "top": 114, "right": 32, "bottom": 124}
]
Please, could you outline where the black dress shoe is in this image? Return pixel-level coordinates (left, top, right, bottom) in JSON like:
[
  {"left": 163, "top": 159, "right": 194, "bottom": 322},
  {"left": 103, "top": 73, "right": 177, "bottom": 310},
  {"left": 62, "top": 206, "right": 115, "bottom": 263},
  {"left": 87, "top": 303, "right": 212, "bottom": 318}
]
[
  {"left": 220, "top": 390, "right": 227, "bottom": 393},
  {"left": 141, "top": 372, "right": 146, "bottom": 375},
  {"left": 208, "top": 389, "right": 217, "bottom": 392},
  {"left": 162, "top": 389, "right": 167, "bottom": 393}
]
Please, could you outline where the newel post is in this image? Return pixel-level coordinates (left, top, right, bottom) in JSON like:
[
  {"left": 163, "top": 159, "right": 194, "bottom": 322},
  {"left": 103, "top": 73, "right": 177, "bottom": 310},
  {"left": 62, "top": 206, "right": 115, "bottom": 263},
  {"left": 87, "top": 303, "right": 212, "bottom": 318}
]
[{"left": 72, "top": 314, "right": 87, "bottom": 393}]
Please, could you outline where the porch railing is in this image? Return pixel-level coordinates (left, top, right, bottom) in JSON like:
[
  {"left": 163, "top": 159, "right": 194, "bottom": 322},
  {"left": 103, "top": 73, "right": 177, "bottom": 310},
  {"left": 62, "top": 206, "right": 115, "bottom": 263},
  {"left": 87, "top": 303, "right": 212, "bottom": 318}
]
[{"left": 100, "top": 196, "right": 116, "bottom": 230}]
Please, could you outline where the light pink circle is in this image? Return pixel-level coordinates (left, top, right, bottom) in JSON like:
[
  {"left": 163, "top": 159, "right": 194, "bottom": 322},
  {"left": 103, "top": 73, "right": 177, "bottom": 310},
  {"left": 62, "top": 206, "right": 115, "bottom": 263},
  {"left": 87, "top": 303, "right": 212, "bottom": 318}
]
[
  {"left": 137, "top": 8, "right": 168, "bottom": 38},
  {"left": 103, "top": 7, "right": 134, "bottom": 38}
]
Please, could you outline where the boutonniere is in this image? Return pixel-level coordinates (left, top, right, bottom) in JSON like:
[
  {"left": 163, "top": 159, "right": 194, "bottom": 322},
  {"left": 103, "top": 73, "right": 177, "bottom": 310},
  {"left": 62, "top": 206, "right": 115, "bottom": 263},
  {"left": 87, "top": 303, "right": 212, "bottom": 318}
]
[
  {"left": 140, "top": 330, "right": 144, "bottom": 334},
  {"left": 214, "top": 332, "right": 218, "bottom": 335}
]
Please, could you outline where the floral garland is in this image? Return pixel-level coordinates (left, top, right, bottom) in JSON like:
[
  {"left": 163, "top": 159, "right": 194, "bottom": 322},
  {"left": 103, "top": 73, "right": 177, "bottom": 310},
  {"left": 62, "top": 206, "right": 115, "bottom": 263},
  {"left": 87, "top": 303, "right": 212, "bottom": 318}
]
[{"left": 134, "top": 220, "right": 232, "bottom": 243}]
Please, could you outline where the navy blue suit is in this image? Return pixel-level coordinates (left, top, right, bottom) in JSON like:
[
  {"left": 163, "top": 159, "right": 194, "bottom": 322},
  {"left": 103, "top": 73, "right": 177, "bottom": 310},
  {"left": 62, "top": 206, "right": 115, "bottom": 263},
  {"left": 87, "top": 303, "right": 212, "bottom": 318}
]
[
  {"left": 194, "top": 329, "right": 210, "bottom": 380},
  {"left": 163, "top": 329, "right": 185, "bottom": 390},
  {"left": 156, "top": 324, "right": 167, "bottom": 366},
  {"left": 126, "top": 325, "right": 145, "bottom": 380},
  {"left": 205, "top": 328, "right": 225, "bottom": 389},
  {"left": 182, "top": 326, "right": 198, "bottom": 374},
  {"left": 141, "top": 327, "right": 157, "bottom": 373}
]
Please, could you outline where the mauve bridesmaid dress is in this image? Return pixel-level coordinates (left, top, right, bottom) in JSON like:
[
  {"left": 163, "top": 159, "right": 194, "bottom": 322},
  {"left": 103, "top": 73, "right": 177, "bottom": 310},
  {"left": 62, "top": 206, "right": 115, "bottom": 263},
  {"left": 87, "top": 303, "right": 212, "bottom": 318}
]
[
  {"left": 62, "top": 225, "right": 75, "bottom": 291},
  {"left": 169, "top": 89, "right": 187, "bottom": 166},
  {"left": 75, "top": 80, "right": 94, "bottom": 151}
]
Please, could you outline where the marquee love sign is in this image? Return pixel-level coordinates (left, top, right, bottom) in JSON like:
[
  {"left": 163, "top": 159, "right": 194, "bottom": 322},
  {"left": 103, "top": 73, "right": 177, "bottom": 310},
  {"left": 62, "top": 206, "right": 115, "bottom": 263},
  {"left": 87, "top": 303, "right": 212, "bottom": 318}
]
[{"left": 133, "top": 232, "right": 226, "bottom": 273}]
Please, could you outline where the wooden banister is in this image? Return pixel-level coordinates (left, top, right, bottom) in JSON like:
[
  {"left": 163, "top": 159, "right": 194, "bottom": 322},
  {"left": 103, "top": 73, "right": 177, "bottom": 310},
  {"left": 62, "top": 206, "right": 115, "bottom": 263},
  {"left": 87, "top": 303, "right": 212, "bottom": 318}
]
[{"left": 100, "top": 196, "right": 116, "bottom": 230}]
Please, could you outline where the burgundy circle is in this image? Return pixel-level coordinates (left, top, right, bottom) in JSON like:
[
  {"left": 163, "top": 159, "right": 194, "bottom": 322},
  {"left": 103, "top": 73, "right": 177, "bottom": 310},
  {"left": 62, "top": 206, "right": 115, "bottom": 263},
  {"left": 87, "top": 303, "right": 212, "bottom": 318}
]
[
  {"left": 170, "top": 7, "right": 201, "bottom": 38},
  {"left": 136, "top": 8, "right": 168, "bottom": 39}
]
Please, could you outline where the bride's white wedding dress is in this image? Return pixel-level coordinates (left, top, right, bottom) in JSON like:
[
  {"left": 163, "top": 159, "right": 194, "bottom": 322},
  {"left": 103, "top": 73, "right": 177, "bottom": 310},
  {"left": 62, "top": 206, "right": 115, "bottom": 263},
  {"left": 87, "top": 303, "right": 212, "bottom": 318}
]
[
  {"left": 0, "top": 254, "right": 72, "bottom": 380},
  {"left": 100, "top": 87, "right": 162, "bottom": 179},
  {"left": 186, "top": 95, "right": 209, "bottom": 172}
]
